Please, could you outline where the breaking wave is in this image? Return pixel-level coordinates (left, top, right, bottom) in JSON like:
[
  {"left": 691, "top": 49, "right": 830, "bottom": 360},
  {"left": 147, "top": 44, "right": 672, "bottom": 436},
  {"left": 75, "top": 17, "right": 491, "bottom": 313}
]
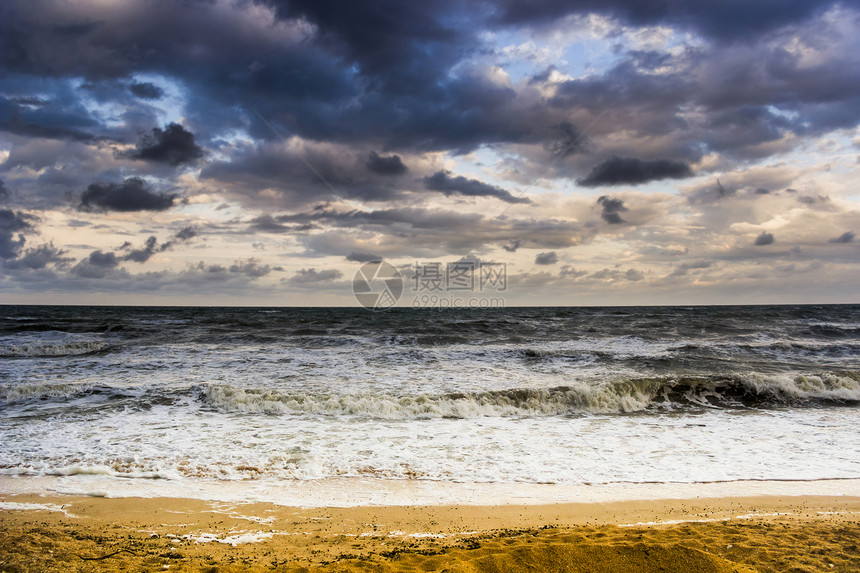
[
  {"left": 0, "top": 340, "right": 109, "bottom": 358},
  {"left": 198, "top": 373, "right": 860, "bottom": 419}
]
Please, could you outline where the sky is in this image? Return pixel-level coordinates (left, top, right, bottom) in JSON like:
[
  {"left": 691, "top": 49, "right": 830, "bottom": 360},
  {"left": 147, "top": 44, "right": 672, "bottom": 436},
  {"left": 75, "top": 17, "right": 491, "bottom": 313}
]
[{"left": 1, "top": 0, "right": 859, "bottom": 307}]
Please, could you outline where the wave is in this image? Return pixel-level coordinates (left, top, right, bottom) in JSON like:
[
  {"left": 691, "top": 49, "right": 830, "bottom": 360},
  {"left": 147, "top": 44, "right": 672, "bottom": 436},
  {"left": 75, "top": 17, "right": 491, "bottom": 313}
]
[
  {"left": 663, "top": 340, "right": 860, "bottom": 359},
  {"left": 0, "top": 383, "right": 161, "bottom": 407},
  {"left": 9, "top": 373, "right": 856, "bottom": 415},
  {"left": 197, "top": 373, "right": 860, "bottom": 419},
  {"left": 803, "top": 325, "right": 860, "bottom": 338},
  {"left": 0, "top": 340, "right": 110, "bottom": 358}
]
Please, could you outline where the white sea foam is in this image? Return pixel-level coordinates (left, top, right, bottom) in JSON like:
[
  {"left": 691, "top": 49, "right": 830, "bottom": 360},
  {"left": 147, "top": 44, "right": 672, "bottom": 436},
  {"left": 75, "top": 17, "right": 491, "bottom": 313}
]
[
  {"left": 756, "top": 373, "right": 860, "bottom": 400},
  {"left": 620, "top": 518, "right": 727, "bottom": 527},
  {"left": 3, "top": 476, "right": 860, "bottom": 508},
  {"left": 2, "top": 404, "right": 858, "bottom": 488},
  {"left": 0, "top": 501, "right": 77, "bottom": 516},
  {"left": 182, "top": 531, "right": 276, "bottom": 545},
  {"left": 207, "top": 502, "right": 277, "bottom": 524},
  {"left": 0, "top": 332, "right": 108, "bottom": 358}
]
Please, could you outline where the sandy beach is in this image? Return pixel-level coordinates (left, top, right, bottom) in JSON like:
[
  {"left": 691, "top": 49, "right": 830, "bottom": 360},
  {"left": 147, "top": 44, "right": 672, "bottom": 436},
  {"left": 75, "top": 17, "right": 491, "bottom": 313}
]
[{"left": 2, "top": 491, "right": 859, "bottom": 572}]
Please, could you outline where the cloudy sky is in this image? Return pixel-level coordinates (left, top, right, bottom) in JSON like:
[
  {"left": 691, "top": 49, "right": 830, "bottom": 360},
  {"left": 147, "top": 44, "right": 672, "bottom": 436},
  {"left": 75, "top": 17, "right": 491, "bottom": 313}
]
[{"left": 1, "top": 0, "right": 858, "bottom": 306}]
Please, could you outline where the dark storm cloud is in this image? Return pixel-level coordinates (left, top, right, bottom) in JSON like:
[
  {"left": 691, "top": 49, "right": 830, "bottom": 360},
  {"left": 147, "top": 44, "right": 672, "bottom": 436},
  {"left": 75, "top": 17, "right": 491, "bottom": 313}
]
[
  {"left": 578, "top": 156, "right": 693, "bottom": 187},
  {"left": 0, "top": 0, "right": 562, "bottom": 154},
  {"left": 798, "top": 194, "right": 830, "bottom": 205},
  {"left": 548, "top": 34, "right": 860, "bottom": 162},
  {"left": 424, "top": 171, "right": 530, "bottom": 204},
  {"left": 129, "top": 82, "right": 163, "bottom": 100},
  {"left": 0, "top": 179, "right": 9, "bottom": 202},
  {"left": 534, "top": 251, "right": 558, "bottom": 265},
  {"left": 120, "top": 226, "right": 199, "bottom": 263},
  {"left": 125, "top": 123, "right": 204, "bottom": 166},
  {"left": 174, "top": 226, "right": 198, "bottom": 241},
  {"left": 248, "top": 214, "right": 318, "bottom": 233},
  {"left": 229, "top": 259, "right": 273, "bottom": 278},
  {"left": 587, "top": 267, "right": 645, "bottom": 282},
  {"left": 502, "top": 239, "right": 521, "bottom": 253},
  {"left": 528, "top": 66, "right": 557, "bottom": 85},
  {"left": 289, "top": 268, "right": 344, "bottom": 284},
  {"left": 71, "top": 250, "right": 121, "bottom": 278},
  {"left": 704, "top": 106, "right": 791, "bottom": 148},
  {"left": 0, "top": 140, "right": 115, "bottom": 210},
  {"left": 264, "top": 0, "right": 467, "bottom": 93},
  {"left": 0, "top": 95, "right": 97, "bottom": 141},
  {"left": 687, "top": 179, "right": 736, "bottom": 204},
  {"left": 596, "top": 196, "right": 627, "bottom": 225},
  {"left": 267, "top": 205, "right": 484, "bottom": 231},
  {"left": 829, "top": 231, "right": 855, "bottom": 244},
  {"left": 269, "top": 205, "right": 585, "bottom": 256},
  {"left": 241, "top": 204, "right": 584, "bottom": 259},
  {"left": 543, "top": 122, "right": 592, "bottom": 158},
  {"left": 159, "top": 226, "right": 199, "bottom": 252},
  {"left": 6, "top": 259, "right": 289, "bottom": 295},
  {"left": 0, "top": 119, "right": 94, "bottom": 142},
  {"left": 5, "top": 0, "right": 837, "bottom": 86},
  {"left": 79, "top": 178, "right": 177, "bottom": 212},
  {"left": 201, "top": 143, "right": 404, "bottom": 206},
  {"left": 560, "top": 265, "right": 587, "bottom": 279},
  {"left": 234, "top": 62, "right": 529, "bottom": 153},
  {"left": 670, "top": 259, "right": 712, "bottom": 277},
  {"left": 249, "top": 215, "right": 292, "bottom": 233},
  {"left": 3, "top": 243, "right": 72, "bottom": 270},
  {"left": 85, "top": 250, "right": 118, "bottom": 267},
  {"left": 755, "top": 232, "right": 775, "bottom": 246},
  {"left": 625, "top": 268, "right": 645, "bottom": 281},
  {"left": 0, "top": 208, "right": 37, "bottom": 258},
  {"left": 366, "top": 152, "right": 408, "bottom": 175},
  {"left": 163, "top": 259, "right": 275, "bottom": 283},
  {"left": 492, "top": 0, "right": 841, "bottom": 41},
  {"left": 123, "top": 236, "right": 158, "bottom": 263},
  {"left": 0, "top": 0, "right": 369, "bottom": 148},
  {"left": 548, "top": 60, "right": 687, "bottom": 120},
  {"left": 9, "top": 97, "right": 48, "bottom": 106},
  {"left": 2, "top": 0, "right": 855, "bottom": 166},
  {"left": 10, "top": 244, "right": 64, "bottom": 270},
  {"left": 1, "top": 0, "right": 470, "bottom": 148},
  {"left": 346, "top": 252, "right": 383, "bottom": 263}
]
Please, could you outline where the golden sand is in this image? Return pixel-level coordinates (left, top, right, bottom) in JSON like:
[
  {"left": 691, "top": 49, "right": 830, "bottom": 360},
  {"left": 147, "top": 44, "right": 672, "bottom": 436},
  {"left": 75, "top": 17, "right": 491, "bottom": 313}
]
[{"left": 1, "top": 494, "right": 859, "bottom": 572}]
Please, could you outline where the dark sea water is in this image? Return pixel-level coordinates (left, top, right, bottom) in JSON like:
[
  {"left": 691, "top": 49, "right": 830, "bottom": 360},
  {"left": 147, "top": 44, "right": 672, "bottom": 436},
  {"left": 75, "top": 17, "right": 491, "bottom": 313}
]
[{"left": 1, "top": 305, "right": 859, "bottom": 499}]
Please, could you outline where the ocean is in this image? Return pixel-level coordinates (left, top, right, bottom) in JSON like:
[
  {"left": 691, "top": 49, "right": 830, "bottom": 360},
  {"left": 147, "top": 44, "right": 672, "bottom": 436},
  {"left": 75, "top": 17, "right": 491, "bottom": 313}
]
[{"left": 1, "top": 305, "right": 859, "bottom": 505}]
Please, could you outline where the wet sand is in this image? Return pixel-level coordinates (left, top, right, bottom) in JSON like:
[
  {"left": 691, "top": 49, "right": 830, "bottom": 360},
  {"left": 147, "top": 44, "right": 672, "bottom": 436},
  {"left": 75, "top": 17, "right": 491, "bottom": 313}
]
[{"left": 1, "top": 493, "right": 859, "bottom": 572}]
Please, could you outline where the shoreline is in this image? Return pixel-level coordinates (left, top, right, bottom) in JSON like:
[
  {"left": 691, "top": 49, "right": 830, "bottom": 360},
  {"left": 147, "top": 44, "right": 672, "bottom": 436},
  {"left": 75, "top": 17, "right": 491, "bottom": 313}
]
[
  {"left": 2, "top": 490, "right": 859, "bottom": 571},
  {"left": 2, "top": 475, "right": 860, "bottom": 507}
]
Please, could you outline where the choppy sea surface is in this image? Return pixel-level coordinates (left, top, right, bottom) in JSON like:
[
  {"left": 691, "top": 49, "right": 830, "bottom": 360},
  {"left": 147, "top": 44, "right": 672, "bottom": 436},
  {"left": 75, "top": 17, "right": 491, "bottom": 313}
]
[{"left": 1, "top": 305, "right": 859, "bottom": 503}]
